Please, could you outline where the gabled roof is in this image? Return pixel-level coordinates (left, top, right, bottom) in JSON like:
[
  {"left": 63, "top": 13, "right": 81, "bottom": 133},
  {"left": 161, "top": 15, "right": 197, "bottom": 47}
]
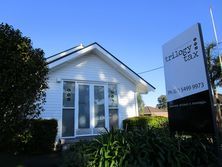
[
  {"left": 46, "top": 44, "right": 84, "bottom": 63},
  {"left": 46, "top": 42, "right": 155, "bottom": 93}
]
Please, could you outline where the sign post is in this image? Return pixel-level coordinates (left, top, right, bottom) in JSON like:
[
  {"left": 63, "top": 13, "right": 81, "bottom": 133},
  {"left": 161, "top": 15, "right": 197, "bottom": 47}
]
[{"left": 162, "top": 23, "right": 217, "bottom": 134}]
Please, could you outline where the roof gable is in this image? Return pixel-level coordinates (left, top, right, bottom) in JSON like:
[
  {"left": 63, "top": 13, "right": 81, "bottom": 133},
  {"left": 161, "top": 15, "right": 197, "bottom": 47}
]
[{"left": 46, "top": 42, "right": 155, "bottom": 93}]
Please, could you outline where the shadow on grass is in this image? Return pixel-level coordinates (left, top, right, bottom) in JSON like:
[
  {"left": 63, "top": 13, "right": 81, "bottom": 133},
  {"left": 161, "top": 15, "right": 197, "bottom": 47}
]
[{"left": 0, "top": 152, "right": 62, "bottom": 167}]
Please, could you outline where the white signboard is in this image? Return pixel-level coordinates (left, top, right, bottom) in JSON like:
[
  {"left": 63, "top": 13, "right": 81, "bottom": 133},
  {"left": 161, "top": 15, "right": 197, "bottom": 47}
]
[{"left": 163, "top": 23, "right": 209, "bottom": 102}]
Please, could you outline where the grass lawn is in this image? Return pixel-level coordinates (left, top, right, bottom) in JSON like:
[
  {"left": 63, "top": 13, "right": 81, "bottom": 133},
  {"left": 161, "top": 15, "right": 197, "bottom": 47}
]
[{"left": 0, "top": 152, "right": 62, "bottom": 167}]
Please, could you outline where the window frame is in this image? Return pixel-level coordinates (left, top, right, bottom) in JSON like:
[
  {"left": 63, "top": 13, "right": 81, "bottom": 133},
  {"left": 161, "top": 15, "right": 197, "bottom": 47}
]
[
  {"left": 61, "top": 80, "right": 75, "bottom": 138},
  {"left": 61, "top": 80, "right": 119, "bottom": 138},
  {"left": 77, "top": 83, "right": 90, "bottom": 129},
  {"left": 108, "top": 84, "right": 119, "bottom": 129}
]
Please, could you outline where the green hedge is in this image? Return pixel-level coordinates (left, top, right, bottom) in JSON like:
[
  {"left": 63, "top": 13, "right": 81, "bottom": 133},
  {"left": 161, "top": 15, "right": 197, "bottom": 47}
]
[
  {"left": 123, "top": 116, "right": 168, "bottom": 130},
  {"left": 26, "top": 119, "right": 58, "bottom": 154}
]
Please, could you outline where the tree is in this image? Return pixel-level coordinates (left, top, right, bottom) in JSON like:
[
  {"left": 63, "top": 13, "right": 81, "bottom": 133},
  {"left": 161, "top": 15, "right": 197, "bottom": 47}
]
[
  {"left": 206, "top": 43, "right": 222, "bottom": 95},
  {"left": 205, "top": 43, "right": 222, "bottom": 128},
  {"left": 0, "top": 23, "right": 48, "bottom": 151},
  {"left": 137, "top": 94, "right": 145, "bottom": 115},
  {"left": 156, "top": 95, "right": 167, "bottom": 110}
]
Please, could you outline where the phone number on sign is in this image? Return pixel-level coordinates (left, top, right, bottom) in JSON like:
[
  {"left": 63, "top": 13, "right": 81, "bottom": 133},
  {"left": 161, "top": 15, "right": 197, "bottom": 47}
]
[{"left": 167, "top": 82, "right": 205, "bottom": 95}]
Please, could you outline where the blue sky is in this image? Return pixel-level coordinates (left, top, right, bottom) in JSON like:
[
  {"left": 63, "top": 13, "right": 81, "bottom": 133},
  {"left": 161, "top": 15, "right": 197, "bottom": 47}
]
[{"left": 1, "top": 0, "right": 222, "bottom": 107}]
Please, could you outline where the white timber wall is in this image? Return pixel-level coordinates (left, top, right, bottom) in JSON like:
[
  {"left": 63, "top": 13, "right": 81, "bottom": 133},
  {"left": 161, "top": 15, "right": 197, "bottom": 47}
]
[{"left": 41, "top": 53, "right": 138, "bottom": 138}]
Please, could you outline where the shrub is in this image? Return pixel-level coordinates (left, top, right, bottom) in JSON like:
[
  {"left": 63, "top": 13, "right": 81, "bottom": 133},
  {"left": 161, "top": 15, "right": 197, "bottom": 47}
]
[
  {"left": 0, "top": 23, "right": 48, "bottom": 152},
  {"left": 25, "top": 119, "right": 58, "bottom": 154},
  {"left": 62, "top": 115, "right": 217, "bottom": 167},
  {"left": 63, "top": 128, "right": 217, "bottom": 167},
  {"left": 123, "top": 116, "right": 168, "bottom": 131},
  {"left": 62, "top": 140, "right": 90, "bottom": 167},
  {"left": 87, "top": 128, "right": 130, "bottom": 167},
  {"left": 124, "top": 128, "right": 191, "bottom": 167},
  {"left": 179, "top": 135, "right": 217, "bottom": 166}
]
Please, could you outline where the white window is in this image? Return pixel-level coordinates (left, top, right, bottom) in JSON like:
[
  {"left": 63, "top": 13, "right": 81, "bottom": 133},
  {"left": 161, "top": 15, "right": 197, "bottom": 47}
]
[
  {"left": 108, "top": 84, "right": 119, "bottom": 129},
  {"left": 62, "top": 81, "right": 118, "bottom": 137},
  {"left": 62, "top": 82, "right": 75, "bottom": 137},
  {"left": 78, "top": 84, "right": 90, "bottom": 129},
  {"left": 94, "top": 86, "right": 105, "bottom": 128}
]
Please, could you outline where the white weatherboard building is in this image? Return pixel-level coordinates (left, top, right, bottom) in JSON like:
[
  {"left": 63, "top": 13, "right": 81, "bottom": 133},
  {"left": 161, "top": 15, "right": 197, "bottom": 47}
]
[{"left": 42, "top": 42, "right": 155, "bottom": 139}]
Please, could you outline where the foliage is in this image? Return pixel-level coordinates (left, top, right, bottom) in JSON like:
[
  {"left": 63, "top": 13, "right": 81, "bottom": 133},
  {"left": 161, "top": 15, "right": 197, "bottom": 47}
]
[
  {"left": 87, "top": 128, "right": 130, "bottom": 167},
  {"left": 205, "top": 42, "right": 222, "bottom": 90},
  {"left": 0, "top": 23, "right": 48, "bottom": 152},
  {"left": 25, "top": 119, "right": 58, "bottom": 154},
  {"left": 123, "top": 116, "right": 168, "bottom": 131},
  {"left": 178, "top": 135, "right": 217, "bottom": 166},
  {"left": 62, "top": 140, "right": 90, "bottom": 167},
  {"left": 63, "top": 116, "right": 217, "bottom": 166},
  {"left": 6, "top": 119, "right": 57, "bottom": 154},
  {"left": 137, "top": 94, "right": 145, "bottom": 115},
  {"left": 124, "top": 128, "right": 191, "bottom": 167},
  {"left": 62, "top": 129, "right": 130, "bottom": 167},
  {"left": 63, "top": 126, "right": 217, "bottom": 167},
  {"left": 156, "top": 95, "right": 167, "bottom": 110}
]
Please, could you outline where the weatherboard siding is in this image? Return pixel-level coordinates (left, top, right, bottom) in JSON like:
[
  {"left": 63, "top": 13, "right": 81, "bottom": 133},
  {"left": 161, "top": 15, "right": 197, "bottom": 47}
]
[{"left": 42, "top": 53, "right": 138, "bottom": 138}]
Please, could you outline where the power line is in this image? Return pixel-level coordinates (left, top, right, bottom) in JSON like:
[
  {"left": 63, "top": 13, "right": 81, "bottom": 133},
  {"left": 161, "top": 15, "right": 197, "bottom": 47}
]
[
  {"left": 138, "top": 66, "right": 164, "bottom": 74},
  {"left": 137, "top": 41, "right": 222, "bottom": 75},
  {"left": 138, "top": 42, "right": 222, "bottom": 75}
]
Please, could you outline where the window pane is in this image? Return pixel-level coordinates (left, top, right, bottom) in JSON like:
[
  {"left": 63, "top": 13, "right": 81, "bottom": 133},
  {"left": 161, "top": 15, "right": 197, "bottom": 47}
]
[
  {"left": 108, "top": 84, "right": 118, "bottom": 107},
  {"left": 94, "top": 86, "right": 105, "bottom": 128},
  {"left": 109, "top": 109, "right": 119, "bottom": 129},
  {"left": 78, "top": 85, "right": 90, "bottom": 128},
  {"left": 62, "top": 109, "right": 74, "bottom": 137},
  {"left": 63, "top": 82, "right": 75, "bottom": 107}
]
